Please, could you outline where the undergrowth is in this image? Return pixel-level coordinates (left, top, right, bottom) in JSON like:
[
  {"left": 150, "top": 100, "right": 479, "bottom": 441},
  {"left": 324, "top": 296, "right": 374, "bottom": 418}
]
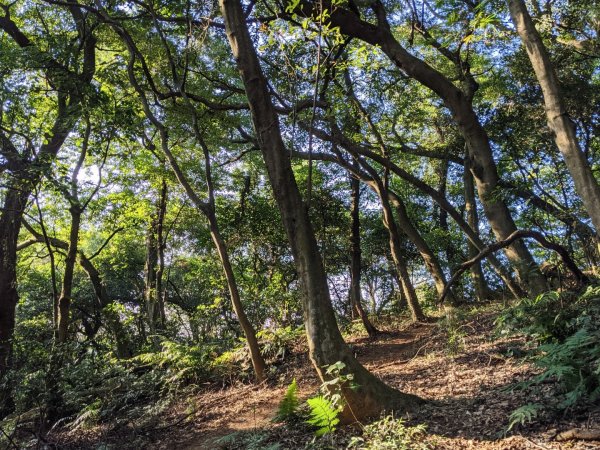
[{"left": 496, "top": 286, "right": 600, "bottom": 427}]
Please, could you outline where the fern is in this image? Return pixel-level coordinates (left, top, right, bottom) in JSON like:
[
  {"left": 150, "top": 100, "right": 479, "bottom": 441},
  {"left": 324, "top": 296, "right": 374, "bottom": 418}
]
[
  {"left": 305, "top": 395, "right": 340, "bottom": 436},
  {"left": 497, "top": 287, "right": 600, "bottom": 415},
  {"left": 507, "top": 403, "right": 543, "bottom": 431},
  {"left": 273, "top": 378, "right": 299, "bottom": 422}
]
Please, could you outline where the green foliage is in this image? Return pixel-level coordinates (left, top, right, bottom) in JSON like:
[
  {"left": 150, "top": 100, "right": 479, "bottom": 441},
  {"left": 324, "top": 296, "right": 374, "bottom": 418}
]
[
  {"left": 133, "top": 340, "right": 214, "bottom": 385},
  {"left": 306, "top": 395, "right": 341, "bottom": 437},
  {"left": 257, "top": 326, "right": 304, "bottom": 362},
  {"left": 273, "top": 378, "right": 300, "bottom": 422},
  {"left": 348, "top": 415, "right": 430, "bottom": 450},
  {"left": 216, "top": 431, "right": 281, "bottom": 450},
  {"left": 496, "top": 287, "right": 600, "bottom": 414},
  {"left": 304, "top": 361, "right": 356, "bottom": 436},
  {"left": 507, "top": 403, "right": 543, "bottom": 431},
  {"left": 439, "top": 307, "right": 468, "bottom": 355}
]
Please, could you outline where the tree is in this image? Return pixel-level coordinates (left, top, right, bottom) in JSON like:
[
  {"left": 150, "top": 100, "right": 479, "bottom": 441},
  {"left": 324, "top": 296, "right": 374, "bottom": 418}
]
[
  {"left": 219, "top": 0, "right": 422, "bottom": 418},
  {"left": 507, "top": 0, "right": 600, "bottom": 247},
  {"left": 0, "top": 2, "right": 97, "bottom": 415}
]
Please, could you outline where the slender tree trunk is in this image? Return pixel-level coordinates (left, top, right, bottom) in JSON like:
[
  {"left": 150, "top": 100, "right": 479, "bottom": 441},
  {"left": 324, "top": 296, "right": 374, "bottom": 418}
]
[
  {"left": 56, "top": 205, "right": 81, "bottom": 343},
  {"left": 20, "top": 222, "right": 133, "bottom": 358},
  {"left": 309, "top": 125, "right": 525, "bottom": 299},
  {"left": 78, "top": 255, "right": 132, "bottom": 358},
  {"left": 508, "top": 0, "right": 600, "bottom": 247},
  {"left": 349, "top": 174, "right": 378, "bottom": 337},
  {"left": 436, "top": 158, "right": 459, "bottom": 284},
  {"left": 144, "top": 182, "right": 168, "bottom": 336},
  {"left": 464, "top": 159, "right": 490, "bottom": 301},
  {"left": 156, "top": 179, "right": 167, "bottom": 328},
  {"left": 220, "top": 0, "right": 422, "bottom": 419},
  {"left": 387, "top": 190, "right": 457, "bottom": 305},
  {"left": 207, "top": 211, "right": 267, "bottom": 382},
  {"left": 143, "top": 217, "right": 159, "bottom": 336},
  {"left": 378, "top": 192, "right": 426, "bottom": 322}
]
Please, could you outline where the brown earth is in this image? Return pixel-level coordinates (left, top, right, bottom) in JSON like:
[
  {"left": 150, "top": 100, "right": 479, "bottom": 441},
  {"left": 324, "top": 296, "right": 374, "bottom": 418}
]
[{"left": 51, "top": 308, "right": 600, "bottom": 449}]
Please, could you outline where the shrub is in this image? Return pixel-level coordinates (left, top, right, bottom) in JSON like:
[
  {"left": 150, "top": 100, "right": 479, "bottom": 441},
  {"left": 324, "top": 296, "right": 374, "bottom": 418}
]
[
  {"left": 348, "top": 415, "right": 430, "bottom": 449},
  {"left": 496, "top": 286, "right": 600, "bottom": 412}
]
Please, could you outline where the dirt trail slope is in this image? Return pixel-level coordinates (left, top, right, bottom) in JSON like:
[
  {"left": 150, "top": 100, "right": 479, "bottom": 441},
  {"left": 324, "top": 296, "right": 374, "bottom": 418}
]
[
  {"left": 176, "top": 315, "right": 599, "bottom": 450},
  {"left": 50, "top": 310, "right": 600, "bottom": 449}
]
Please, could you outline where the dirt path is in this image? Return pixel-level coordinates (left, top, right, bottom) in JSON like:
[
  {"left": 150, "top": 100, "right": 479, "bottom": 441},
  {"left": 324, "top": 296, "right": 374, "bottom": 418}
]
[{"left": 174, "top": 315, "right": 599, "bottom": 450}]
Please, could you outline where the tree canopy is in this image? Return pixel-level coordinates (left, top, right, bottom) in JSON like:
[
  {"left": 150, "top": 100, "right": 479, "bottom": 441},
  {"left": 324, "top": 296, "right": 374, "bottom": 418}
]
[{"left": 1, "top": 0, "right": 600, "bottom": 446}]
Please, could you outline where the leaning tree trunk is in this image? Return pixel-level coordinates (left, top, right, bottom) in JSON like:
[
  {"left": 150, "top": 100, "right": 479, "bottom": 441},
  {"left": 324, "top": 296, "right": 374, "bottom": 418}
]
[
  {"left": 464, "top": 159, "right": 490, "bottom": 301},
  {"left": 387, "top": 190, "right": 457, "bottom": 305},
  {"left": 318, "top": 125, "right": 525, "bottom": 299},
  {"left": 508, "top": 0, "right": 600, "bottom": 248},
  {"left": 207, "top": 212, "right": 267, "bottom": 382},
  {"left": 349, "top": 173, "right": 378, "bottom": 337},
  {"left": 377, "top": 188, "right": 426, "bottom": 322},
  {"left": 220, "top": 0, "right": 422, "bottom": 419}
]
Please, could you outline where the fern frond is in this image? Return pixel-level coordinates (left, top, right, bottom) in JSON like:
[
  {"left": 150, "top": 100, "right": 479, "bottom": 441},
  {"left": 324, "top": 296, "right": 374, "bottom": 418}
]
[
  {"left": 273, "top": 378, "right": 299, "bottom": 422},
  {"left": 306, "top": 395, "right": 340, "bottom": 436}
]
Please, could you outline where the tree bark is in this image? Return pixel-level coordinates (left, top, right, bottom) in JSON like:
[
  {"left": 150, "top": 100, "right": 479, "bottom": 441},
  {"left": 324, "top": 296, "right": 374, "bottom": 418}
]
[
  {"left": 19, "top": 224, "right": 133, "bottom": 358},
  {"left": 56, "top": 205, "right": 81, "bottom": 343},
  {"left": 207, "top": 212, "right": 266, "bottom": 382},
  {"left": 376, "top": 186, "right": 426, "bottom": 322},
  {"left": 464, "top": 159, "right": 490, "bottom": 301},
  {"left": 304, "top": 125, "right": 526, "bottom": 299},
  {"left": 220, "top": 0, "right": 422, "bottom": 419},
  {"left": 349, "top": 173, "right": 379, "bottom": 337},
  {"left": 99, "top": 12, "right": 268, "bottom": 381},
  {"left": 508, "top": 0, "right": 600, "bottom": 248},
  {"left": 143, "top": 182, "right": 167, "bottom": 336},
  {"left": 498, "top": 180, "right": 599, "bottom": 265},
  {"left": 156, "top": 179, "right": 168, "bottom": 328},
  {"left": 440, "top": 229, "right": 588, "bottom": 303}
]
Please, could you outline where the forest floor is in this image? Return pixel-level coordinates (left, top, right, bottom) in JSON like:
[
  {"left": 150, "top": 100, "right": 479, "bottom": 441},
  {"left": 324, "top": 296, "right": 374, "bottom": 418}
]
[{"left": 51, "top": 304, "right": 600, "bottom": 449}]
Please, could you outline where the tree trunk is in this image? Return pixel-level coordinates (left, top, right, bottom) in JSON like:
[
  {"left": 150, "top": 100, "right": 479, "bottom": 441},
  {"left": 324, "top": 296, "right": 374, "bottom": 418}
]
[
  {"left": 220, "top": 0, "right": 422, "bottom": 419},
  {"left": 143, "top": 217, "right": 159, "bottom": 336},
  {"left": 388, "top": 190, "right": 457, "bottom": 305},
  {"left": 144, "top": 182, "right": 168, "bottom": 336},
  {"left": 377, "top": 189, "right": 426, "bottom": 322},
  {"left": 508, "top": 0, "right": 600, "bottom": 248},
  {"left": 349, "top": 174, "right": 378, "bottom": 337},
  {"left": 156, "top": 179, "right": 168, "bottom": 328},
  {"left": 78, "top": 255, "right": 133, "bottom": 358},
  {"left": 464, "top": 159, "right": 490, "bottom": 301},
  {"left": 499, "top": 180, "right": 599, "bottom": 266},
  {"left": 56, "top": 205, "right": 81, "bottom": 343},
  {"left": 0, "top": 184, "right": 27, "bottom": 417},
  {"left": 207, "top": 211, "right": 267, "bottom": 382},
  {"left": 436, "top": 158, "right": 460, "bottom": 288}
]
